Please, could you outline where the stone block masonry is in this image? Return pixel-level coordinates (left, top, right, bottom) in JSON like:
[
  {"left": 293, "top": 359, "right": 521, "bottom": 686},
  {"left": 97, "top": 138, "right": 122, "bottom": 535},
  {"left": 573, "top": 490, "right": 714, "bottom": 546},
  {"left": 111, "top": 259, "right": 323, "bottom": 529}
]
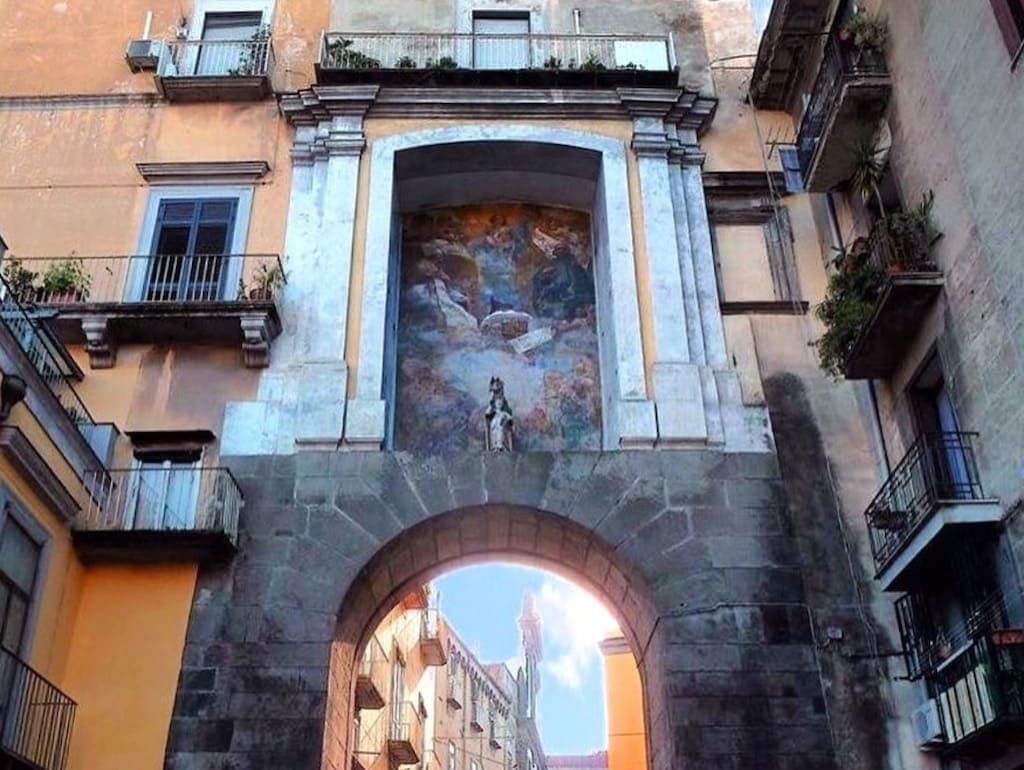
[{"left": 158, "top": 446, "right": 881, "bottom": 770}]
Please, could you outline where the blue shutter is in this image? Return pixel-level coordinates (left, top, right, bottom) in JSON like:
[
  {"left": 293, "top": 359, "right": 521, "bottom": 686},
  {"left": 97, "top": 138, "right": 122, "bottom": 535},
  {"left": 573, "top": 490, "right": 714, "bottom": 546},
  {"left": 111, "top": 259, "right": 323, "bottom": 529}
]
[{"left": 779, "top": 147, "right": 804, "bottom": 193}]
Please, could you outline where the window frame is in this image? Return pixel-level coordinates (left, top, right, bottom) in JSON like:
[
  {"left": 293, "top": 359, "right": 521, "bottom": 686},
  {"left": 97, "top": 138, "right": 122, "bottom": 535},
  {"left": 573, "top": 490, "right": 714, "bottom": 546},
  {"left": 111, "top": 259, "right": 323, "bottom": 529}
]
[
  {"left": 186, "top": 0, "right": 275, "bottom": 42},
  {"left": 989, "top": 0, "right": 1024, "bottom": 66},
  {"left": 129, "top": 185, "right": 254, "bottom": 302},
  {"left": 0, "top": 487, "right": 51, "bottom": 660},
  {"left": 126, "top": 454, "right": 203, "bottom": 531}
]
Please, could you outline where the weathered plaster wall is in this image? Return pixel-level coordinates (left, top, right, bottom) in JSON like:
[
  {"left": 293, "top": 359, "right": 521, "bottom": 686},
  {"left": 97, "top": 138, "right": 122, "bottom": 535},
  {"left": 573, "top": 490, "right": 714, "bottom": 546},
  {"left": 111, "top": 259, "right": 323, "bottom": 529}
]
[
  {"left": 0, "top": 0, "right": 326, "bottom": 96},
  {"left": 62, "top": 563, "right": 198, "bottom": 770}
]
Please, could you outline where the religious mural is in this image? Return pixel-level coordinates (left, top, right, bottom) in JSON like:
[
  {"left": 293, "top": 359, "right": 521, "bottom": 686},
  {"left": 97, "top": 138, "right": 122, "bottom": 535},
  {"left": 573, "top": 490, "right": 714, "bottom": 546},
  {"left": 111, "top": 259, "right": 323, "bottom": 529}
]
[{"left": 396, "top": 204, "right": 602, "bottom": 453}]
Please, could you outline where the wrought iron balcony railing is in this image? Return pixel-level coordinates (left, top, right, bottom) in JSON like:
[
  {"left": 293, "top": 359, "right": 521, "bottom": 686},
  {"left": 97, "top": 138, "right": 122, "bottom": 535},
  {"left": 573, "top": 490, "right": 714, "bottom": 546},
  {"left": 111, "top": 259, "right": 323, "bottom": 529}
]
[
  {"left": 8, "top": 254, "right": 284, "bottom": 306},
  {"left": 0, "top": 647, "right": 76, "bottom": 770},
  {"left": 796, "top": 34, "right": 889, "bottom": 179},
  {"left": 387, "top": 701, "right": 423, "bottom": 764},
  {"left": 863, "top": 216, "right": 938, "bottom": 275},
  {"left": 81, "top": 467, "right": 242, "bottom": 544},
  {"left": 896, "top": 590, "right": 1012, "bottom": 681},
  {"left": 319, "top": 32, "right": 676, "bottom": 72},
  {"left": 0, "top": 276, "right": 95, "bottom": 432},
  {"left": 864, "top": 432, "right": 987, "bottom": 573},
  {"left": 157, "top": 37, "right": 274, "bottom": 79},
  {"left": 355, "top": 636, "right": 388, "bottom": 710},
  {"left": 930, "top": 633, "right": 1024, "bottom": 746}
]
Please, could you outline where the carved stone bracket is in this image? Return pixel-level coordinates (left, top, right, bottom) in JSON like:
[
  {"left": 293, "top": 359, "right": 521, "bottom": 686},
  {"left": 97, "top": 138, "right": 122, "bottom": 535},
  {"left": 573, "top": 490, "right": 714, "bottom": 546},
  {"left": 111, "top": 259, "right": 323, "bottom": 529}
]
[
  {"left": 240, "top": 312, "right": 277, "bottom": 368},
  {"left": 82, "top": 316, "right": 116, "bottom": 369}
]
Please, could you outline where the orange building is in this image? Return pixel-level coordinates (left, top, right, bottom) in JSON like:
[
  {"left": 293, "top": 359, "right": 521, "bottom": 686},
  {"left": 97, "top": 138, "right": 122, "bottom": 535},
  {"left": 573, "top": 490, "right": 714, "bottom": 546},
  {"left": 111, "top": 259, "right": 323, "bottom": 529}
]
[{"left": 598, "top": 637, "right": 645, "bottom": 770}]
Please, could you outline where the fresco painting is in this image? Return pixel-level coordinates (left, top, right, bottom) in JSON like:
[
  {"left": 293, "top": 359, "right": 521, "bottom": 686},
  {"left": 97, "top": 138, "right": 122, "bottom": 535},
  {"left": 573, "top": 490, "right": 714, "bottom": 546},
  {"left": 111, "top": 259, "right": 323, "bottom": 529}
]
[{"left": 396, "top": 204, "right": 602, "bottom": 453}]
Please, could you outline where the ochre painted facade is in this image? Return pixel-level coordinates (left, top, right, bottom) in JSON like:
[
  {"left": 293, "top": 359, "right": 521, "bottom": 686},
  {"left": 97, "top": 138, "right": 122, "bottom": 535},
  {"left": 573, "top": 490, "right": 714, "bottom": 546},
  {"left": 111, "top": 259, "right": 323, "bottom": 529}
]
[{"left": 599, "top": 638, "right": 645, "bottom": 770}]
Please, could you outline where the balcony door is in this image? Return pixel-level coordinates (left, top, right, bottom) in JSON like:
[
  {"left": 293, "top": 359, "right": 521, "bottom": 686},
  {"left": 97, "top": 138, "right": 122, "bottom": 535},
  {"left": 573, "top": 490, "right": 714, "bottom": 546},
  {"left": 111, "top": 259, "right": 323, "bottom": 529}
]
[
  {"left": 125, "top": 455, "right": 201, "bottom": 530},
  {"left": 146, "top": 199, "right": 237, "bottom": 302},
  {"left": 472, "top": 12, "right": 530, "bottom": 69},
  {"left": 0, "top": 514, "right": 41, "bottom": 741},
  {"left": 911, "top": 357, "right": 971, "bottom": 499},
  {"left": 390, "top": 654, "right": 406, "bottom": 738}
]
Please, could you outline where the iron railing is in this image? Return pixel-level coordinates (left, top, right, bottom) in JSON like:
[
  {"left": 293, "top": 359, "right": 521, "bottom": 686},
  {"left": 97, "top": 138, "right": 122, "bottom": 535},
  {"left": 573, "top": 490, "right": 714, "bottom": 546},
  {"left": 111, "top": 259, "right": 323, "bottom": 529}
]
[
  {"left": 929, "top": 633, "right": 1024, "bottom": 745},
  {"left": 81, "top": 467, "right": 242, "bottom": 543},
  {"left": 388, "top": 700, "right": 423, "bottom": 750},
  {"left": 8, "top": 254, "right": 283, "bottom": 305},
  {"left": 0, "top": 647, "right": 76, "bottom": 770},
  {"left": 864, "top": 217, "right": 937, "bottom": 275},
  {"left": 353, "top": 711, "right": 385, "bottom": 759},
  {"left": 158, "top": 37, "right": 275, "bottom": 78},
  {"left": 320, "top": 32, "right": 675, "bottom": 72},
  {"left": 865, "top": 432, "right": 986, "bottom": 572},
  {"left": 359, "top": 635, "right": 388, "bottom": 692},
  {"left": 421, "top": 608, "right": 441, "bottom": 643},
  {"left": 897, "top": 590, "right": 1012, "bottom": 680},
  {"left": 795, "top": 34, "right": 889, "bottom": 176},
  {"left": 0, "top": 276, "right": 95, "bottom": 431}
]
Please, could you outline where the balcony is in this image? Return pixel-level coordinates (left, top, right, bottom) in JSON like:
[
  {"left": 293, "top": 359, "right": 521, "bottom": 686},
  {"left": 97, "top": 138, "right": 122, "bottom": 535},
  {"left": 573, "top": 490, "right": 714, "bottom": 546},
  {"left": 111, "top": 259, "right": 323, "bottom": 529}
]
[
  {"left": 316, "top": 32, "right": 678, "bottom": 88},
  {"left": 420, "top": 609, "right": 447, "bottom": 667},
  {"left": 469, "top": 700, "right": 485, "bottom": 733},
  {"left": 11, "top": 254, "right": 283, "bottom": 369},
  {"left": 355, "top": 637, "right": 387, "bottom": 711},
  {"left": 351, "top": 711, "right": 384, "bottom": 770},
  {"left": 928, "top": 633, "right": 1024, "bottom": 753},
  {"left": 75, "top": 467, "right": 242, "bottom": 562},
  {"left": 842, "top": 219, "right": 944, "bottom": 379},
  {"left": 796, "top": 35, "right": 891, "bottom": 192},
  {"left": 865, "top": 433, "right": 1002, "bottom": 591},
  {"left": 0, "top": 647, "right": 76, "bottom": 770},
  {"left": 0, "top": 277, "right": 96, "bottom": 434},
  {"left": 155, "top": 38, "right": 275, "bottom": 101},
  {"left": 446, "top": 674, "right": 464, "bottom": 710},
  {"left": 387, "top": 702, "right": 423, "bottom": 766}
]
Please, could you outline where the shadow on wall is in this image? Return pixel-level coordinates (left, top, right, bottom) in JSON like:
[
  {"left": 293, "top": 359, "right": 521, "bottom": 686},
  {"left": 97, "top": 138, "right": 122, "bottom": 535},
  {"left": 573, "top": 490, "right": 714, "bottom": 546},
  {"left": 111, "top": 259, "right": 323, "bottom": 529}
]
[{"left": 763, "top": 372, "right": 891, "bottom": 770}]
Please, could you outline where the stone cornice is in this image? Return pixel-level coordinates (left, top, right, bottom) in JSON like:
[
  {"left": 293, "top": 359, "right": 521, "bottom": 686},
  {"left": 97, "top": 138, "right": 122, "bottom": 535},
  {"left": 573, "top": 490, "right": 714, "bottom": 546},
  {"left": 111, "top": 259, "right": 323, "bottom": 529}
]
[
  {"left": 0, "top": 426, "right": 79, "bottom": 521},
  {"left": 136, "top": 161, "right": 271, "bottom": 184},
  {"left": 278, "top": 85, "right": 718, "bottom": 133},
  {"left": 0, "top": 93, "right": 160, "bottom": 111}
]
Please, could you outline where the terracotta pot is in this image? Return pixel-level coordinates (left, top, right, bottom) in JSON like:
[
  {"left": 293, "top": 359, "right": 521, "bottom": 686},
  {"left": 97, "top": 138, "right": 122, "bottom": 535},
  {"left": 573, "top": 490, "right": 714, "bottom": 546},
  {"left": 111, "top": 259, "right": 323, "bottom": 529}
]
[
  {"left": 48, "top": 291, "right": 82, "bottom": 304},
  {"left": 249, "top": 288, "right": 273, "bottom": 300}
]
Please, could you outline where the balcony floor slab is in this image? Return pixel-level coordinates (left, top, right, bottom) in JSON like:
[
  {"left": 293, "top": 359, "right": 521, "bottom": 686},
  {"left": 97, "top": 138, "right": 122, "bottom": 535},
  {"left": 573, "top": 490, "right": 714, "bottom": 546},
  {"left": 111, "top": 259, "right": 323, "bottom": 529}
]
[
  {"left": 72, "top": 529, "right": 237, "bottom": 564},
  {"left": 877, "top": 500, "right": 1004, "bottom": 592}
]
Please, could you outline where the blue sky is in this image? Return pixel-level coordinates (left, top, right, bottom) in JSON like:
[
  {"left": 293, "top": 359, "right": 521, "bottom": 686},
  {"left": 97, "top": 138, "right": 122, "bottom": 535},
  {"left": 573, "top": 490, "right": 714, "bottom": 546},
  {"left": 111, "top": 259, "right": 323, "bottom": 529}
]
[{"left": 434, "top": 564, "right": 618, "bottom": 755}]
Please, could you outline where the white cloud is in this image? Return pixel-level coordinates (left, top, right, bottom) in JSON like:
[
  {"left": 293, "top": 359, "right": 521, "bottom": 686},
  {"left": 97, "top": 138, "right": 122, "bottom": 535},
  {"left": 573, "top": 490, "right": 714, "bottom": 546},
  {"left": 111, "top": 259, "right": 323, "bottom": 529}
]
[{"left": 535, "top": 576, "right": 619, "bottom": 691}]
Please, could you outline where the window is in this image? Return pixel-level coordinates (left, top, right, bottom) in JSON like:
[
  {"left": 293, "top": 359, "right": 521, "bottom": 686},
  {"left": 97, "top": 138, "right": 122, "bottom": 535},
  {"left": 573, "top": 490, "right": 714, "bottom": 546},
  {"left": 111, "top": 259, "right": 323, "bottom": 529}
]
[
  {"left": 990, "top": 0, "right": 1024, "bottom": 61},
  {"left": 194, "top": 11, "right": 264, "bottom": 75},
  {"left": 448, "top": 741, "right": 456, "bottom": 770},
  {"left": 472, "top": 12, "right": 530, "bottom": 68},
  {"left": 131, "top": 186, "right": 253, "bottom": 302},
  {"left": 128, "top": 453, "right": 202, "bottom": 530},
  {"left": 471, "top": 760, "right": 480, "bottom": 770},
  {"left": 0, "top": 515, "right": 41, "bottom": 654},
  {"left": 147, "top": 199, "right": 237, "bottom": 302}
]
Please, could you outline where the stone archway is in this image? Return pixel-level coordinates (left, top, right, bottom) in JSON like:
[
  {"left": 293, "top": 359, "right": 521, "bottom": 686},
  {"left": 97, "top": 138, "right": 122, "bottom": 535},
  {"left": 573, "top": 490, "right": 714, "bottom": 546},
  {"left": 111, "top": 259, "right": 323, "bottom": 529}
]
[
  {"left": 164, "top": 448, "right": 834, "bottom": 770},
  {"left": 323, "top": 504, "right": 661, "bottom": 770}
]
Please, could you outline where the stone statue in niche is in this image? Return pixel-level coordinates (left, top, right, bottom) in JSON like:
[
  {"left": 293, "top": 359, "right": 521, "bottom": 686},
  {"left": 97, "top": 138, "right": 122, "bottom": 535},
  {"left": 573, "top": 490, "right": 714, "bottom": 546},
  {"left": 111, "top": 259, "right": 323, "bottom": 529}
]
[{"left": 485, "top": 377, "right": 515, "bottom": 452}]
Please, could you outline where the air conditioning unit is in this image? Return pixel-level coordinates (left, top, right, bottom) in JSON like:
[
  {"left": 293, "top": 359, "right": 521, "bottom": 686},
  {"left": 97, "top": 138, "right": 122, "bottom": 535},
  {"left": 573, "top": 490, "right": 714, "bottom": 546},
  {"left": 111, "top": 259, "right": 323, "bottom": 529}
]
[
  {"left": 912, "top": 699, "right": 945, "bottom": 748},
  {"left": 125, "top": 39, "right": 163, "bottom": 71}
]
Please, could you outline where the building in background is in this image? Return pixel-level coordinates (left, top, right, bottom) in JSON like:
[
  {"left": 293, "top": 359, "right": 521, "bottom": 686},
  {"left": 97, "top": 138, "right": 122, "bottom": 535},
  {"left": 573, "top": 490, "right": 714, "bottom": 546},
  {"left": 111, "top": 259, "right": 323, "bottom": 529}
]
[
  {"left": 598, "top": 637, "right": 645, "bottom": 770},
  {"left": 0, "top": 0, "right": 1022, "bottom": 768},
  {"left": 352, "top": 589, "right": 544, "bottom": 770}
]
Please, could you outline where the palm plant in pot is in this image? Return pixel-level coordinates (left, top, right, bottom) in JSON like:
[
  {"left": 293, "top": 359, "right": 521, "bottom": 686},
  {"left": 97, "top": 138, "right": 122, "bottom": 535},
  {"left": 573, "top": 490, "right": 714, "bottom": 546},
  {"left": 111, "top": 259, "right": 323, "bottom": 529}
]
[
  {"left": 41, "top": 258, "right": 91, "bottom": 303},
  {"left": 247, "top": 261, "right": 286, "bottom": 300},
  {"left": 2, "top": 259, "right": 39, "bottom": 304}
]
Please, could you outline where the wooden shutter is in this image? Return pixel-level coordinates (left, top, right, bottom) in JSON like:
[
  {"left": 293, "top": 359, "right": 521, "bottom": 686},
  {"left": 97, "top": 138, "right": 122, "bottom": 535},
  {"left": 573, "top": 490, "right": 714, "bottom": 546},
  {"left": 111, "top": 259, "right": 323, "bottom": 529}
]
[{"left": 990, "top": 0, "right": 1024, "bottom": 56}]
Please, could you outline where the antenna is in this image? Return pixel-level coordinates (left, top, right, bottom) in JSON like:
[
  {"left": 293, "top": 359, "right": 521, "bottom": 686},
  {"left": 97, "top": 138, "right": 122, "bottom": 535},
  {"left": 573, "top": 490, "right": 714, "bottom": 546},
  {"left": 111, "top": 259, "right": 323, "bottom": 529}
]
[
  {"left": 763, "top": 123, "right": 796, "bottom": 160},
  {"left": 142, "top": 11, "right": 153, "bottom": 39}
]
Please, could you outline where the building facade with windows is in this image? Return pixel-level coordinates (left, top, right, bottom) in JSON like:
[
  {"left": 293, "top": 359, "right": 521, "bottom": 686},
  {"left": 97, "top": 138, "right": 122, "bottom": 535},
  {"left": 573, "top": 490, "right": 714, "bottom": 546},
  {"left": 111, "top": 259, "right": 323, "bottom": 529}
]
[
  {"left": 752, "top": 0, "right": 1024, "bottom": 767},
  {"left": 350, "top": 588, "right": 543, "bottom": 770},
  {"left": 1, "top": 0, "right": 1021, "bottom": 768}
]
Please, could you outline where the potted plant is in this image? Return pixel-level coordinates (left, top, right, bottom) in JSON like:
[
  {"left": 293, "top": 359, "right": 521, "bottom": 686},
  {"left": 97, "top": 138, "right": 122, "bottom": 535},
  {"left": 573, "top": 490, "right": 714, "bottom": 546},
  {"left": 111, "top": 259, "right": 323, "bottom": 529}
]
[
  {"left": 395, "top": 55, "right": 417, "bottom": 69},
  {"left": 228, "top": 24, "right": 271, "bottom": 76},
  {"left": 840, "top": 10, "right": 889, "bottom": 51},
  {"left": 1, "top": 259, "right": 39, "bottom": 303},
  {"left": 811, "top": 248, "right": 885, "bottom": 378},
  {"left": 248, "top": 261, "right": 286, "bottom": 300},
  {"left": 326, "top": 38, "right": 381, "bottom": 69},
  {"left": 41, "top": 258, "right": 91, "bottom": 303}
]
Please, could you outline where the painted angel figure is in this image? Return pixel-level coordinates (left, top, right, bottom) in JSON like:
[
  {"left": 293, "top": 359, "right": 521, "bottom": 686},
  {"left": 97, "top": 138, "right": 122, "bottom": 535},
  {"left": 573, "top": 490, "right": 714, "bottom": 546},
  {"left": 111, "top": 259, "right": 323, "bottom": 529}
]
[{"left": 484, "top": 377, "right": 515, "bottom": 452}]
